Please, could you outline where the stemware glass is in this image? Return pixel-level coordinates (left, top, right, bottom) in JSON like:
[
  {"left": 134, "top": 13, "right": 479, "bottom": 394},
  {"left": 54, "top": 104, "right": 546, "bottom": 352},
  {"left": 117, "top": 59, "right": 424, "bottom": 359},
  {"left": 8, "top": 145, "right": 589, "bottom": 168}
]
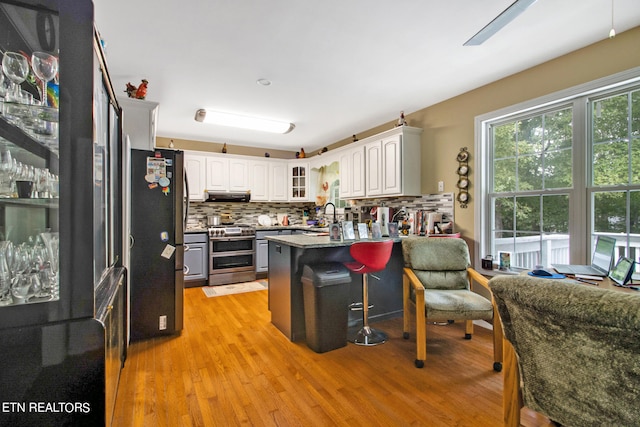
[
  {"left": 0, "top": 241, "right": 12, "bottom": 305},
  {"left": 0, "top": 147, "right": 14, "bottom": 197},
  {"left": 1, "top": 52, "right": 29, "bottom": 102},
  {"left": 31, "top": 52, "right": 58, "bottom": 107}
]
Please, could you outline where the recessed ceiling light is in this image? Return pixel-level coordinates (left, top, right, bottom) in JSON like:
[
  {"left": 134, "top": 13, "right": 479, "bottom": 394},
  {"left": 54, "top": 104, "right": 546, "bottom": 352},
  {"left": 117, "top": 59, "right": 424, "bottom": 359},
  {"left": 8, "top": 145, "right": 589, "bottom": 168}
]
[{"left": 256, "top": 78, "right": 271, "bottom": 86}]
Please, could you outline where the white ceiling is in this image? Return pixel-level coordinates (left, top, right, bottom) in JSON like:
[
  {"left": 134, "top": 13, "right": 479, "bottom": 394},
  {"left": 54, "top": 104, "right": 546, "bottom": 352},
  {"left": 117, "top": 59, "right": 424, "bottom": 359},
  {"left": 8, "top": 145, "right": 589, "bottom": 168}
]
[{"left": 93, "top": 0, "right": 640, "bottom": 153}]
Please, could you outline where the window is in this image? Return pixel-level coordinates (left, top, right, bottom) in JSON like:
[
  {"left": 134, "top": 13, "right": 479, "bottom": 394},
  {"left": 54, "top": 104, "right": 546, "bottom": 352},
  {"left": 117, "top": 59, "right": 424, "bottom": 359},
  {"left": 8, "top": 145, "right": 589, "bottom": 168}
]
[{"left": 476, "top": 68, "right": 640, "bottom": 271}]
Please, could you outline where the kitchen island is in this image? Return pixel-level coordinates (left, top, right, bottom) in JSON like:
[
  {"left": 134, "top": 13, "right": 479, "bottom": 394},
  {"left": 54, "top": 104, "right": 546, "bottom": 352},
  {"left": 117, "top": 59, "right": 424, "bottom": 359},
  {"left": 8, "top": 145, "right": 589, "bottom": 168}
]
[{"left": 266, "top": 235, "right": 404, "bottom": 341}]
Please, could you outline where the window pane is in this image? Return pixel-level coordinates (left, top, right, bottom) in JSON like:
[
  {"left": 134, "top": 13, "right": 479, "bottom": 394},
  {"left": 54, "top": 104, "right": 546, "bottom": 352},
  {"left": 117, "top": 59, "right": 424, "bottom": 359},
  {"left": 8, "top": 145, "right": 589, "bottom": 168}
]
[
  {"left": 543, "top": 194, "right": 569, "bottom": 233},
  {"left": 544, "top": 149, "right": 572, "bottom": 188},
  {"left": 593, "top": 94, "right": 629, "bottom": 144},
  {"left": 515, "top": 196, "right": 540, "bottom": 232},
  {"left": 593, "top": 141, "right": 628, "bottom": 185},
  {"left": 517, "top": 154, "right": 542, "bottom": 191},
  {"left": 494, "top": 123, "right": 516, "bottom": 158},
  {"left": 593, "top": 191, "right": 626, "bottom": 233},
  {"left": 494, "top": 197, "right": 514, "bottom": 232},
  {"left": 517, "top": 116, "right": 543, "bottom": 154},
  {"left": 631, "top": 191, "right": 640, "bottom": 235},
  {"left": 493, "top": 158, "right": 516, "bottom": 192},
  {"left": 545, "top": 108, "right": 573, "bottom": 150}
]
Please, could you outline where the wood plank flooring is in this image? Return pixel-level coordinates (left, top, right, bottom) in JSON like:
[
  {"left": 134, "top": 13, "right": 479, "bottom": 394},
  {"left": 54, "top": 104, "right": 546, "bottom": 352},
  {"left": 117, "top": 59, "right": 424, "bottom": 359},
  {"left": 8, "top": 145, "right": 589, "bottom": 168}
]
[{"left": 112, "top": 287, "right": 555, "bottom": 426}]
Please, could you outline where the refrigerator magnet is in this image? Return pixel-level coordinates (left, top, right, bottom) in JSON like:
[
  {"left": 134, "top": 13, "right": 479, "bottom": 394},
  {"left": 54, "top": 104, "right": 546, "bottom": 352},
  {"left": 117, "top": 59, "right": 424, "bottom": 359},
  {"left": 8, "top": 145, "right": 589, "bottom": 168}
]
[
  {"left": 161, "top": 244, "right": 175, "bottom": 259},
  {"left": 165, "top": 159, "right": 173, "bottom": 166},
  {"left": 158, "top": 177, "right": 170, "bottom": 187},
  {"left": 144, "top": 173, "right": 156, "bottom": 183},
  {"left": 162, "top": 186, "right": 170, "bottom": 195},
  {"left": 160, "top": 231, "right": 169, "bottom": 242},
  {"left": 148, "top": 182, "right": 158, "bottom": 189}
]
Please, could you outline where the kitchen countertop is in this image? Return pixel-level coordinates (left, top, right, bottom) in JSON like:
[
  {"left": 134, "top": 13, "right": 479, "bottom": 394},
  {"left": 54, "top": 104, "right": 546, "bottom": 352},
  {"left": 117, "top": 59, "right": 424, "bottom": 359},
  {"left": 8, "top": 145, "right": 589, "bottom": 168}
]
[{"left": 265, "top": 234, "right": 401, "bottom": 249}]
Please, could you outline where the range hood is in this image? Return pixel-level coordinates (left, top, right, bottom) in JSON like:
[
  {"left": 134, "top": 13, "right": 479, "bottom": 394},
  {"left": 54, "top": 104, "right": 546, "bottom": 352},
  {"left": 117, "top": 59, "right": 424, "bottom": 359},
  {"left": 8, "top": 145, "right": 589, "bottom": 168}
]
[{"left": 205, "top": 190, "right": 251, "bottom": 203}]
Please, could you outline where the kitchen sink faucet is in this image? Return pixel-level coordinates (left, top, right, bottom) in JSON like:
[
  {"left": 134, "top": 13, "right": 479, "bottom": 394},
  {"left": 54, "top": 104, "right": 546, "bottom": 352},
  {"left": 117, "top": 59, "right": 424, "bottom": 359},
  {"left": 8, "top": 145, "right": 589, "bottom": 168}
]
[{"left": 324, "top": 202, "right": 337, "bottom": 224}]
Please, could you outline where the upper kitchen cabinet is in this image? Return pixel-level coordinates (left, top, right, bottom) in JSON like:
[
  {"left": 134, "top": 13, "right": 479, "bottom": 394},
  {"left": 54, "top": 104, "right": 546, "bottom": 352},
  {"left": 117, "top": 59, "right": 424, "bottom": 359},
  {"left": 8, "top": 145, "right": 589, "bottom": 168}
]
[
  {"left": 339, "top": 145, "right": 365, "bottom": 198},
  {"left": 205, "top": 155, "right": 228, "bottom": 191},
  {"left": 269, "top": 160, "right": 288, "bottom": 201},
  {"left": 363, "top": 126, "right": 422, "bottom": 197},
  {"left": 248, "top": 159, "right": 269, "bottom": 201},
  {"left": 289, "top": 160, "right": 309, "bottom": 201},
  {"left": 119, "top": 97, "right": 158, "bottom": 151},
  {"left": 185, "top": 152, "right": 206, "bottom": 201},
  {"left": 204, "top": 155, "right": 249, "bottom": 192}
]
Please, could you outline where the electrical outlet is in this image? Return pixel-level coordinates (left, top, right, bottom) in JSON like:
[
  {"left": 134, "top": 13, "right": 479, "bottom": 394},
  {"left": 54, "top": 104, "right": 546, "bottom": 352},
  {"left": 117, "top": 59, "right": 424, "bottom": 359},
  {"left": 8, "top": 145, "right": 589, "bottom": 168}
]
[
  {"left": 159, "top": 315, "right": 167, "bottom": 330},
  {"left": 438, "top": 181, "right": 444, "bottom": 192}
]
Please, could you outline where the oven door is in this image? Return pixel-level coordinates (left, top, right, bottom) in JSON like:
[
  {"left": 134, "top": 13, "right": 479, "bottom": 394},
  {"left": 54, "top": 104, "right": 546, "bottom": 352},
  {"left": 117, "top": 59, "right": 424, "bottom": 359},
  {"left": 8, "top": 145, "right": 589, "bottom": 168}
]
[
  {"left": 210, "top": 237, "right": 255, "bottom": 274},
  {"left": 210, "top": 237, "right": 254, "bottom": 254}
]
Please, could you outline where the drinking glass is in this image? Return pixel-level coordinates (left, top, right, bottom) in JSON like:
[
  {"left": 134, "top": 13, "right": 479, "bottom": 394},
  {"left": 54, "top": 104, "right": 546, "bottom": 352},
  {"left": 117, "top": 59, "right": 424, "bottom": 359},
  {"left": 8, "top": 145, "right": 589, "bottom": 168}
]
[
  {"left": 1, "top": 52, "right": 29, "bottom": 102},
  {"left": 31, "top": 52, "right": 58, "bottom": 107}
]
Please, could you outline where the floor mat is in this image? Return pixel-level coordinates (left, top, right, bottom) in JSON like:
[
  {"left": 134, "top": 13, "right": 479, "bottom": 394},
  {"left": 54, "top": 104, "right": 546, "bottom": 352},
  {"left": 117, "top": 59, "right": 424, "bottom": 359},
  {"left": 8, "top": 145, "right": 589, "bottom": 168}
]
[{"left": 202, "top": 280, "right": 267, "bottom": 297}]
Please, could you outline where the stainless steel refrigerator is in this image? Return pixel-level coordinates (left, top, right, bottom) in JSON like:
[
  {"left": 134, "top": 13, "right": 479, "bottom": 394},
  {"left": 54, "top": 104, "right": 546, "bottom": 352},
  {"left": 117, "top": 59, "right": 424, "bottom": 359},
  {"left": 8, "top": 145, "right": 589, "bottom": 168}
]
[{"left": 129, "top": 149, "right": 185, "bottom": 341}]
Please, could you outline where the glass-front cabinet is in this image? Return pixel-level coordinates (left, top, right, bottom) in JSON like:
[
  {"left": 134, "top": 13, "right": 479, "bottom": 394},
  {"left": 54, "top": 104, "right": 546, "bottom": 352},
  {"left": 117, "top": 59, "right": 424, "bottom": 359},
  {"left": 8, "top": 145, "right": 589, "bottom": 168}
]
[{"left": 0, "top": 1, "right": 125, "bottom": 425}]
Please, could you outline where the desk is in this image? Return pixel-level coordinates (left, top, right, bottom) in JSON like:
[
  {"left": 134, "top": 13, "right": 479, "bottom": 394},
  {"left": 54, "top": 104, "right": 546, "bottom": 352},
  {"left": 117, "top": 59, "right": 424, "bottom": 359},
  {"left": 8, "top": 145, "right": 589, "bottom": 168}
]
[{"left": 496, "top": 275, "right": 640, "bottom": 426}]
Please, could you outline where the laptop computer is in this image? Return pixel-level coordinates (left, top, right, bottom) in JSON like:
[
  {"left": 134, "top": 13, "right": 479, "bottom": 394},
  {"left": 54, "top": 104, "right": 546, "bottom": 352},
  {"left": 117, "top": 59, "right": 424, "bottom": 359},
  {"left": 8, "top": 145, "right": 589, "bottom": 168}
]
[
  {"left": 552, "top": 236, "right": 616, "bottom": 277},
  {"left": 608, "top": 256, "right": 635, "bottom": 286}
]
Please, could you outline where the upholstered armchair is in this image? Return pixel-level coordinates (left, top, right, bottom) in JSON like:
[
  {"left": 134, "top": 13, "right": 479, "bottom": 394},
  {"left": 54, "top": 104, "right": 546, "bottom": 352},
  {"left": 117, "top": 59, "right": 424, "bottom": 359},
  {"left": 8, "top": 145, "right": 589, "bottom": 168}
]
[
  {"left": 489, "top": 275, "right": 640, "bottom": 427},
  {"left": 401, "top": 237, "right": 503, "bottom": 370}
]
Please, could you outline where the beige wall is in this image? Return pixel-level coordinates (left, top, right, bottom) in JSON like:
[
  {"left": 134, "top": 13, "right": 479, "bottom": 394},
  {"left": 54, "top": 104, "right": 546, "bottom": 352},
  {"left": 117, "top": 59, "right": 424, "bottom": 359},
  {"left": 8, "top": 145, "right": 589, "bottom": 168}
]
[
  {"left": 155, "top": 136, "right": 296, "bottom": 159},
  {"left": 333, "top": 27, "right": 640, "bottom": 252}
]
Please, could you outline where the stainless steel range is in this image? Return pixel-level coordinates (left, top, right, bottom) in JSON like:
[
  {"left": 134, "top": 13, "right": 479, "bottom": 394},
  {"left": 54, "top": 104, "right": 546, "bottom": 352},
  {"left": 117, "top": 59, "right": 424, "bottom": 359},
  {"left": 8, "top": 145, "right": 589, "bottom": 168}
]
[{"left": 208, "top": 225, "right": 256, "bottom": 285}]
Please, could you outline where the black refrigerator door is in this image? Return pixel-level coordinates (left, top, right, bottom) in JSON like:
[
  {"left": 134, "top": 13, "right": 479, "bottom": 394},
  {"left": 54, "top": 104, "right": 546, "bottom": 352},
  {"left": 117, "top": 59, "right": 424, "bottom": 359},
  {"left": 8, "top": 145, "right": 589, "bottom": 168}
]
[{"left": 130, "top": 149, "right": 184, "bottom": 341}]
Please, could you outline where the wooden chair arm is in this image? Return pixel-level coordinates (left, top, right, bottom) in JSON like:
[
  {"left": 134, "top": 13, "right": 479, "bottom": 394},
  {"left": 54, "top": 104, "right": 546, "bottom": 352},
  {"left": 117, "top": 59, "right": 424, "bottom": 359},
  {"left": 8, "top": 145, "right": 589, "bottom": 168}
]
[
  {"left": 403, "top": 267, "right": 426, "bottom": 296},
  {"left": 467, "top": 267, "right": 490, "bottom": 292}
]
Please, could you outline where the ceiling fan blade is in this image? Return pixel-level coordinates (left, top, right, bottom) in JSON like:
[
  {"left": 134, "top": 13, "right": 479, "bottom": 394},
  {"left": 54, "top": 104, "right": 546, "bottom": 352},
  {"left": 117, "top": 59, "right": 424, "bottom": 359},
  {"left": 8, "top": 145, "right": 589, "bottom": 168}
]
[{"left": 464, "top": 0, "right": 538, "bottom": 46}]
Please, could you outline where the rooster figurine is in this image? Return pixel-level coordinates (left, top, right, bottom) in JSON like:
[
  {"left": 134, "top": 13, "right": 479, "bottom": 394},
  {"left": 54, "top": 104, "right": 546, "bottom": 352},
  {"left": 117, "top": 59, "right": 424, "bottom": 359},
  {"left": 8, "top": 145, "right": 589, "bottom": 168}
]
[{"left": 124, "top": 79, "right": 149, "bottom": 99}]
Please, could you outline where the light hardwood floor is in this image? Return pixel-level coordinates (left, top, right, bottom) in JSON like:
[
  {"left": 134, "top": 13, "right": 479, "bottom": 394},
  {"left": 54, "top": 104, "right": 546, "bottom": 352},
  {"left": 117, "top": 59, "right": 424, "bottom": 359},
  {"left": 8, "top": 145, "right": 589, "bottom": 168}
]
[{"left": 113, "top": 287, "right": 555, "bottom": 426}]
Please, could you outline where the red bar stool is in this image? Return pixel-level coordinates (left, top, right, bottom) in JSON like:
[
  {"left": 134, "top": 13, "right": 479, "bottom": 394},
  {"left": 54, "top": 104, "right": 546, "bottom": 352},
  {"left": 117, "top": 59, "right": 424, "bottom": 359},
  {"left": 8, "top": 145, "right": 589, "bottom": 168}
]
[{"left": 343, "top": 240, "right": 394, "bottom": 346}]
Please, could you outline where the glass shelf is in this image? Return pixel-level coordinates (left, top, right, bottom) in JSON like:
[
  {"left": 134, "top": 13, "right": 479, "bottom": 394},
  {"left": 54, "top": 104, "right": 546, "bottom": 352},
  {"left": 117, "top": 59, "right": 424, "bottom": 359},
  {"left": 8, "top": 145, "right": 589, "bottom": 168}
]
[{"left": 0, "top": 103, "right": 59, "bottom": 158}]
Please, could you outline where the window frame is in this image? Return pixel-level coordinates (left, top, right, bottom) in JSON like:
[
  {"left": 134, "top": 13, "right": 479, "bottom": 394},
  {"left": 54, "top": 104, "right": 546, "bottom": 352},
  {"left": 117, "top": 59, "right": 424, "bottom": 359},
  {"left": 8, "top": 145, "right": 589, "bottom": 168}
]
[{"left": 474, "top": 66, "right": 640, "bottom": 272}]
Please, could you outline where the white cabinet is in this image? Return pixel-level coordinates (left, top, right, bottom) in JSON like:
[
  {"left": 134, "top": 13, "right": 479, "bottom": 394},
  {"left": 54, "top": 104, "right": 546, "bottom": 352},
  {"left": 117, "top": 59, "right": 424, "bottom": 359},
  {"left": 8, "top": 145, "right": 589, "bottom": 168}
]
[
  {"left": 270, "top": 161, "right": 288, "bottom": 201},
  {"left": 362, "top": 126, "right": 422, "bottom": 197},
  {"left": 248, "top": 160, "right": 270, "bottom": 201},
  {"left": 205, "top": 156, "right": 228, "bottom": 191},
  {"left": 339, "top": 146, "right": 365, "bottom": 198},
  {"left": 184, "top": 153, "right": 207, "bottom": 201},
  {"left": 289, "top": 161, "right": 309, "bottom": 201},
  {"left": 228, "top": 158, "right": 250, "bottom": 192},
  {"left": 204, "top": 156, "right": 250, "bottom": 192},
  {"left": 119, "top": 97, "right": 159, "bottom": 151}
]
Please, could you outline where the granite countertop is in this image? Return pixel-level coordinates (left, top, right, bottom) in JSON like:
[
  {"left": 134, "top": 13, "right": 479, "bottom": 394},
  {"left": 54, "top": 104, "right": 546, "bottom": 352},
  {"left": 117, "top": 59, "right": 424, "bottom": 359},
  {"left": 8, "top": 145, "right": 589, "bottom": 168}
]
[{"left": 265, "top": 234, "right": 402, "bottom": 249}]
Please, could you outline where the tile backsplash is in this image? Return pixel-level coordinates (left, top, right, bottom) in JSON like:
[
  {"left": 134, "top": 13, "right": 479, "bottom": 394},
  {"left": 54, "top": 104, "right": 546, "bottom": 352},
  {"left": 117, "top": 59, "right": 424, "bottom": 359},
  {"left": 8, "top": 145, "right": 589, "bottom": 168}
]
[{"left": 188, "top": 193, "right": 454, "bottom": 228}]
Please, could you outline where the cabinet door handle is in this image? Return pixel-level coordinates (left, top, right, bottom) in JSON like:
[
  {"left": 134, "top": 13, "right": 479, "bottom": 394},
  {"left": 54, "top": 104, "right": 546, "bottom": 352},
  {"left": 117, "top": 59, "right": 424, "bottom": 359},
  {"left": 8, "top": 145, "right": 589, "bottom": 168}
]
[
  {"left": 184, "top": 265, "right": 190, "bottom": 274},
  {"left": 184, "top": 244, "right": 190, "bottom": 252}
]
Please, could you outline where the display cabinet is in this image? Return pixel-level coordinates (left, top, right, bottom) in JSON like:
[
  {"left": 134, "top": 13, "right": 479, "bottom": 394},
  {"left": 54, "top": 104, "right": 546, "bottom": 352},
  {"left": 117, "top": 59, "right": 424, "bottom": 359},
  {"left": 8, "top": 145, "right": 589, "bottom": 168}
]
[{"left": 0, "top": 1, "right": 125, "bottom": 426}]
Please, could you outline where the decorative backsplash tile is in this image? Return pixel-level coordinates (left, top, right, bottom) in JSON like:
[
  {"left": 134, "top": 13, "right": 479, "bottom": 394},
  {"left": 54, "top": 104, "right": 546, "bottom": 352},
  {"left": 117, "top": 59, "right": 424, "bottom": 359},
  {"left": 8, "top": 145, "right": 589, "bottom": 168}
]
[{"left": 188, "top": 193, "right": 454, "bottom": 228}]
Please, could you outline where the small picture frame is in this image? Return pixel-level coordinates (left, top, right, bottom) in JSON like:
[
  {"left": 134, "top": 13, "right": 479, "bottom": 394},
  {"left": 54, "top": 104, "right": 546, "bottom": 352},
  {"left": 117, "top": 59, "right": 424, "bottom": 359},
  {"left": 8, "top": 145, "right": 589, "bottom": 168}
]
[
  {"left": 371, "top": 222, "right": 382, "bottom": 239},
  {"left": 499, "top": 251, "right": 511, "bottom": 271},
  {"left": 387, "top": 222, "right": 399, "bottom": 238},
  {"left": 357, "top": 223, "right": 369, "bottom": 240},
  {"left": 342, "top": 221, "right": 355, "bottom": 241},
  {"left": 329, "top": 223, "right": 341, "bottom": 241}
]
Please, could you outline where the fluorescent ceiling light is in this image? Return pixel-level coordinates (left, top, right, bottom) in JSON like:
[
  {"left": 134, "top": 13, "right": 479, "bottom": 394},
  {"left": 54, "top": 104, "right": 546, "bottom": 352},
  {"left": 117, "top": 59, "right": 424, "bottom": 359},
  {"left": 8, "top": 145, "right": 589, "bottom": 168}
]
[
  {"left": 194, "top": 109, "right": 295, "bottom": 134},
  {"left": 464, "top": 0, "right": 538, "bottom": 46}
]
